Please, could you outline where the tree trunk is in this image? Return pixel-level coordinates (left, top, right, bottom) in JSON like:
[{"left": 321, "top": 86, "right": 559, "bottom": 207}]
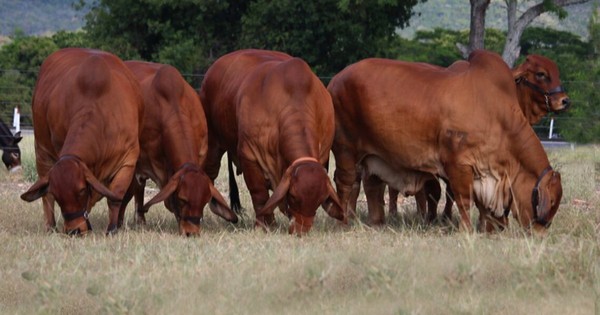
[
  {"left": 464, "top": 0, "right": 491, "bottom": 57},
  {"left": 502, "top": 0, "right": 592, "bottom": 67}
]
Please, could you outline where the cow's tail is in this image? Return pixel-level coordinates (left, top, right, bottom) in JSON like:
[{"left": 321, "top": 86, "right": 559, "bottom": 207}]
[{"left": 227, "top": 152, "right": 242, "bottom": 213}]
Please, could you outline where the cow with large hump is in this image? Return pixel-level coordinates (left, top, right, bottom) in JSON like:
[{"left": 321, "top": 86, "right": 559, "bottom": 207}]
[
  {"left": 120, "top": 61, "right": 238, "bottom": 236},
  {"left": 199, "top": 49, "right": 345, "bottom": 235},
  {"left": 329, "top": 50, "right": 563, "bottom": 233},
  {"left": 386, "top": 54, "right": 571, "bottom": 223},
  {"left": 21, "top": 48, "right": 143, "bottom": 235}
]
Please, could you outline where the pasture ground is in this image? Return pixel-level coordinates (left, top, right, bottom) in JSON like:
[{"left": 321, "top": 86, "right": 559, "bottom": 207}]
[{"left": 0, "top": 136, "right": 598, "bottom": 314}]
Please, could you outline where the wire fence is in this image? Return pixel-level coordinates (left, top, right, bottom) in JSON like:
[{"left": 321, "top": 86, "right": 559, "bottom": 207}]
[{"left": 0, "top": 69, "right": 598, "bottom": 141}]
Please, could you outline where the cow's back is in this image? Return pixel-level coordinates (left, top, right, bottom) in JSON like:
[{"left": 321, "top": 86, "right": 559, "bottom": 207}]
[
  {"left": 32, "top": 48, "right": 142, "bottom": 180},
  {"left": 200, "top": 49, "right": 292, "bottom": 151},
  {"left": 330, "top": 54, "right": 527, "bottom": 175},
  {"left": 125, "top": 60, "right": 207, "bottom": 182}
]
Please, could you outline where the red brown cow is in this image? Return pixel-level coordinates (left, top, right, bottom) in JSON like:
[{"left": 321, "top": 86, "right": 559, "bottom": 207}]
[
  {"left": 388, "top": 55, "right": 570, "bottom": 223},
  {"left": 513, "top": 54, "right": 570, "bottom": 125},
  {"left": 329, "top": 50, "right": 563, "bottom": 233},
  {"left": 120, "top": 61, "right": 237, "bottom": 236},
  {"left": 21, "top": 48, "right": 143, "bottom": 235},
  {"left": 199, "top": 49, "right": 344, "bottom": 235}
]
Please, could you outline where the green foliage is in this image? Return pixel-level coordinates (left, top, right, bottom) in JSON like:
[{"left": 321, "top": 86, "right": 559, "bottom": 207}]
[
  {"left": 51, "top": 30, "right": 89, "bottom": 49},
  {"left": 389, "top": 28, "right": 505, "bottom": 67},
  {"left": 239, "top": 0, "right": 422, "bottom": 77},
  {"left": 82, "top": 0, "right": 250, "bottom": 75},
  {"left": 0, "top": 35, "right": 58, "bottom": 125}
]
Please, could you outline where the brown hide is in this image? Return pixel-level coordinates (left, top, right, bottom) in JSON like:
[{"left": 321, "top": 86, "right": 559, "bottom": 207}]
[
  {"left": 387, "top": 54, "right": 569, "bottom": 225},
  {"left": 20, "top": 48, "right": 143, "bottom": 235},
  {"left": 329, "top": 50, "right": 562, "bottom": 232},
  {"left": 122, "top": 61, "right": 237, "bottom": 236},
  {"left": 512, "top": 54, "right": 570, "bottom": 125},
  {"left": 199, "top": 49, "right": 344, "bottom": 235}
]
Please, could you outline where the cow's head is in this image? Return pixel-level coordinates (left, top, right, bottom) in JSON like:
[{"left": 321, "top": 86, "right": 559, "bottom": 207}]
[
  {"left": 2, "top": 131, "right": 22, "bottom": 172},
  {"left": 513, "top": 55, "right": 571, "bottom": 123},
  {"left": 143, "top": 163, "right": 237, "bottom": 236},
  {"left": 511, "top": 166, "right": 563, "bottom": 234},
  {"left": 20, "top": 155, "right": 121, "bottom": 235},
  {"left": 256, "top": 158, "right": 345, "bottom": 235}
]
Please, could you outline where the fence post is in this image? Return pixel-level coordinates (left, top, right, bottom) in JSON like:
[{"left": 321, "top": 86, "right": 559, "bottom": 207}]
[
  {"left": 548, "top": 117, "right": 554, "bottom": 140},
  {"left": 13, "top": 106, "right": 20, "bottom": 133}
]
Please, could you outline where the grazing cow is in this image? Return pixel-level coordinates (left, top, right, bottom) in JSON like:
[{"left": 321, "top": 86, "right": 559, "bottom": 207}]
[
  {"left": 120, "top": 61, "right": 237, "bottom": 236},
  {"left": 329, "top": 50, "right": 563, "bottom": 233},
  {"left": 20, "top": 48, "right": 143, "bottom": 235},
  {"left": 0, "top": 118, "right": 22, "bottom": 171},
  {"left": 389, "top": 55, "right": 570, "bottom": 222},
  {"left": 199, "top": 49, "right": 344, "bottom": 235}
]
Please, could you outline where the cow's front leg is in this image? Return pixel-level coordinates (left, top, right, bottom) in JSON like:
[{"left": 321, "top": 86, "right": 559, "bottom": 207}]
[
  {"left": 42, "top": 195, "right": 57, "bottom": 232},
  {"left": 106, "top": 164, "right": 136, "bottom": 235},
  {"left": 476, "top": 201, "right": 508, "bottom": 233},
  {"left": 363, "top": 174, "right": 386, "bottom": 226},
  {"left": 445, "top": 165, "right": 474, "bottom": 232},
  {"left": 239, "top": 158, "right": 274, "bottom": 229}
]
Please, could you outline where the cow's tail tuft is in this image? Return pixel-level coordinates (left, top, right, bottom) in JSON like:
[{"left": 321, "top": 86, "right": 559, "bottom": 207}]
[{"left": 227, "top": 152, "right": 242, "bottom": 213}]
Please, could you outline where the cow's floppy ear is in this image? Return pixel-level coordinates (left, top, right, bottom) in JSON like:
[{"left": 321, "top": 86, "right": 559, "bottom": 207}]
[
  {"left": 82, "top": 164, "right": 122, "bottom": 202},
  {"left": 21, "top": 176, "right": 50, "bottom": 201},
  {"left": 256, "top": 166, "right": 293, "bottom": 217},
  {"left": 323, "top": 179, "right": 346, "bottom": 222},
  {"left": 13, "top": 131, "right": 22, "bottom": 145},
  {"left": 143, "top": 174, "right": 181, "bottom": 212},
  {"left": 208, "top": 183, "right": 238, "bottom": 223}
]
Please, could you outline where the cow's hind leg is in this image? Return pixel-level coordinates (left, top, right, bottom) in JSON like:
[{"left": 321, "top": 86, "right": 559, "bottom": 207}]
[
  {"left": 118, "top": 177, "right": 144, "bottom": 228},
  {"left": 332, "top": 149, "right": 358, "bottom": 221},
  {"left": 424, "top": 179, "right": 441, "bottom": 224},
  {"left": 442, "top": 184, "right": 455, "bottom": 221},
  {"left": 388, "top": 187, "right": 400, "bottom": 217},
  {"left": 363, "top": 175, "right": 386, "bottom": 226},
  {"left": 132, "top": 178, "right": 146, "bottom": 225}
]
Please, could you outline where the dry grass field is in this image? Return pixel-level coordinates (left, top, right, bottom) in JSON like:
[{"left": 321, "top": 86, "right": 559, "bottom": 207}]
[{"left": 0, "top": 135, "right": 598, "bottom": 314}]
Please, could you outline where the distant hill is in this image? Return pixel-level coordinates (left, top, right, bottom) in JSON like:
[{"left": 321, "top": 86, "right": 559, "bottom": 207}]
[
  {"left": 400, "top": 0, "right": 595, "bottom": 39},
  {"left": 0, "top": 0, "right": 86, "bottom": 36},
  {"left": 0, "top": 0, "right": 595, "bottom": 39}
]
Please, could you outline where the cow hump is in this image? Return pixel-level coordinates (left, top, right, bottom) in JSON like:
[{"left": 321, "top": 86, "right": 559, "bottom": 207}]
[
  {"left": 152, "top": 65, "right": 184, "bottom": 100},
  {"left": 76, "top": 54, "right": 112, "bottom": 98},
  {"left": 280, "top": 58, "right": 314, "bottom": 94}
]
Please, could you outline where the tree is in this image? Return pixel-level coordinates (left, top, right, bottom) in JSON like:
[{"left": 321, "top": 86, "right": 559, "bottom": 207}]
[
  {"left": 82, "top": 0, "right": 250, "bottom": 78},
  {"left": 239, "top": 0, "right": 422, "bottom": 77},
  {"left": 0, "top": 35, "right": 58, "bottom": 124},
  {"left": 465, "top": 0, "right": 591, "bottom": 66},
  {"left": 462, "top": 0, "right": 490, "bottom": 56}
]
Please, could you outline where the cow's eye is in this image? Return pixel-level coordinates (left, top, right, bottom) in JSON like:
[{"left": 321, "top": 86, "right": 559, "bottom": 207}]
[{"left": 535, "top": 72, "right": 547, "bottom": 80}]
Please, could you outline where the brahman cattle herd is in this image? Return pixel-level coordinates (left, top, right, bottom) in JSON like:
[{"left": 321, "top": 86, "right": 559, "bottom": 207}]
[{"left": 18, "top": 47, "right": 569, "bottom": 236}]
